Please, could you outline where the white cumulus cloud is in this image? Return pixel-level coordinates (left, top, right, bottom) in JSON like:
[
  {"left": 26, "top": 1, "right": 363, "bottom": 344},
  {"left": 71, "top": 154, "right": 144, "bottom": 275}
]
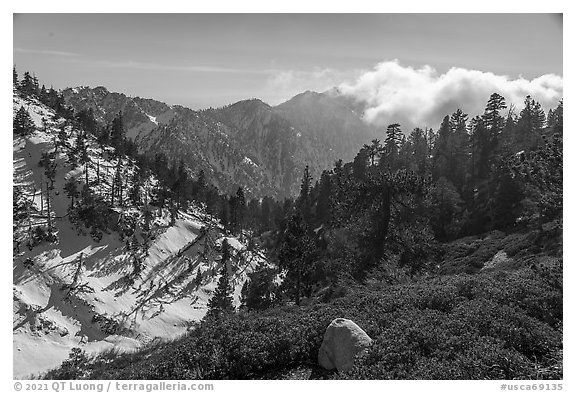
[{"left": 338, "top": 60, "right": 563, "bottom": 130}]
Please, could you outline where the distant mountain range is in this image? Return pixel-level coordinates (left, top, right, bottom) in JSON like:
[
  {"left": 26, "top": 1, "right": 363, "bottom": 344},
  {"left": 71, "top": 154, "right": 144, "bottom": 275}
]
[{"left": 62, "top": 86, "right": 381, "bottom": 198}]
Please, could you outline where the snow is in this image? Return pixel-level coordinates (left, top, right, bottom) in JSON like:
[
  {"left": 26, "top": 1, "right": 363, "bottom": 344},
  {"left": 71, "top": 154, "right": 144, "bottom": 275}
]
[
  {"left": 13, "top": 92, "right": 266, "bottom": 378},
  {"left": 13, "top": 95, "right": 56, "bottom": 130},
  {"left": 146, "top": 113, "right": 158, "bottom": 125},
  {"left": 242, "top": 156, "right": 258, "bottom": 167}
]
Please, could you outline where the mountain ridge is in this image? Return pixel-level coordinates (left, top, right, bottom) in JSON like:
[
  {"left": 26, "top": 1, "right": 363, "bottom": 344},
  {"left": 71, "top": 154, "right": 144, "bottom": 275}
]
[{"left": 62, "top": 86, "right": 381, "bottom": 199}]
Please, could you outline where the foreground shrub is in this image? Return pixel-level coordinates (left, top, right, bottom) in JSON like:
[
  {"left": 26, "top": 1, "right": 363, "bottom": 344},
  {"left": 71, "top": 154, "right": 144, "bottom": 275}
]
[
  {"left": 345, "top": 302, "right": 560, "bottom": 380},
  {"left": 43, "top": 260, "right": 562, "bottom": 380}
]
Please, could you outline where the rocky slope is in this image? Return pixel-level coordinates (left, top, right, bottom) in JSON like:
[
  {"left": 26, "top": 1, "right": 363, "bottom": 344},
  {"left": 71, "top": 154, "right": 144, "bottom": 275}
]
[{"left": 62, "top": 87, "right": 380, "bottom": 199}]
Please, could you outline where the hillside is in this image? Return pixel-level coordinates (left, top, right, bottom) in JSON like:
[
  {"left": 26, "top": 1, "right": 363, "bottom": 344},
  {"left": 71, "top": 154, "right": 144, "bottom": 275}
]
[
  {"left": 61, "top": 87, "right": 380, "bottom": 199},
  {"left": 41, "top": 230, "right": 563, "bottom": 380},
  {"left": 274, "top": 90, "right": 378, "bottom": 163},
  {"left": 62, "top": 86, "right": 274, "bottom": 198},
  {"left": 13, "top": 91, "right": 265, "bottom": 378}
]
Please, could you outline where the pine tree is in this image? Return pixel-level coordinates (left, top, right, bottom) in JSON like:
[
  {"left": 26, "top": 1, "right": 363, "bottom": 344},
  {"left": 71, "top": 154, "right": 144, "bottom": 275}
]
[
  {"left": 246, "top": 198, "right": 260, "bottom": 230},
  {"left": 449, "top": 109, "right": 469, "bottom": 191},
  {"left": 534, "top": 102, "right": 546, "bottom": 132},
  {"left": 278, "top": 214, "right": 315, "bottom": 305},
  {"left": 482, "top": 93, "right": 507, "bottom": 138},
  {"left": 363, "top": 139, "right": 382, "bottom": 166},
  {"left": 75, "top": 108, "right": 98, "bottom": 135},
  {"left": 516, "top": 95, "right": 546, "bottom": 150},
  {"left": 500, "top": 108, "right": 517, "bottom": 152},
  {"left": 39, "top": 85, "right": 47, "bottom": 102},
  {"left": 110, "top": 112, "right": 125, "bottom": 154},
  {"left": 195, "top": 169, "right": 207, "bottom": 202},
  {"left": 80, "top": 136, "right": 90, "bottom": 188},
  {"left": 549, "top": 99, "right": 563, "bottom": 134},
  {"left": 45, "top": 87, "right": 59, "bottom": 109},
  {"left": 13, "top": 186, "right": 28, "bottom": 223},
  {"left": 64, "top": 177, "right": 80, "bottom": 208},
  {"left": 229, "top": 187, "right": 246, "bottom": 234},
  {"left": 316, "top": 170, "right": 332, "bottom": 224},
  {"left": 429, "top": 177, "right": 464, "bottom": 240},
  {"left": 13, "top": 65, "right": 18, "bottom": 86},
  {"left": 297, "top": 165, "right": 313, "bottom": 220},
  {"left": 174, "top": 160, "right": 190, "bottom": 210},
  {"left": 57, "top": 125, "right": 68, "bottom": 150},
  {"left": 39, "top": 151, "right": 57, "bottom": 190},
  {"left": 352, "top": 148, "right": 369, "bottom": 180},
  {"left": 330, "top": 159, "right": 347, "bottom": 224},
  {"left": 397, "top": 134, "right": 411, "bottom": 170},
  {"left": 492, "top": 163, "right": 524, "bottom": 229},
  {"left": 206, "top": 239, "right": 235, "bottom": 318},
  {"left": 221, "top": 237, "right": 232, "bottom": 264},
  {"left": 432, "top": 115, "right": 452, "bottom": 180},
  {"left": 13, "top": 106, "right": 35, "bottom": 136},
  {"left": 258, "top": 196, "right": 274, "bottom": 232},
  {"left": 240, "top": 266, "right": 278, "bottom": 311},
  {"left": 110, "top": 158, "right": 123, "bottom": 207},
  {"left": 299, "top": 165, "right": 312, "bottom": 200},
  {"left": 19, "top": 71, "right": 37, "bottom": 97},
  {"left": 408, "top": 128, "right": 429, "bottom": 176},
  {"left": 382, "top": 123, "right": 402, "bottom": 169},
  {"left": 129, "top": 170, "right": 142, "bottom": 207},
  {"left": 470, "top": 116, "right": 491, "bottom": 180},
  {"left": 169, "top": 199, "right": 178, "bottom": 226}
]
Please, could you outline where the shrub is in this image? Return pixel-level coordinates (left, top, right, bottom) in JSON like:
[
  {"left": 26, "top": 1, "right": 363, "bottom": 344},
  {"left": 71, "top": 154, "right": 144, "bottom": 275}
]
[
  {"left": 44, "top": 348, "right": 91, "bottom": 379},
  {"left": 43, "top": 249, "right": 562, "bottom": 380}
]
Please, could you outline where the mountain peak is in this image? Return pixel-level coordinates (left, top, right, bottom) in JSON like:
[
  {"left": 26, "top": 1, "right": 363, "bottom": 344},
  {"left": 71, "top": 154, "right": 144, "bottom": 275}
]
[
  {"left": 225, "top": 98, "right": 272, "bottom": 113},
  {"left": 295, "top": 90, "right": 322, "bottom": 98},
  {"left": 324, "top": 86, "right": 343, "bottom": 96},
  {"left": 235, "top": 97, "right": 270, "bottom": 106}
]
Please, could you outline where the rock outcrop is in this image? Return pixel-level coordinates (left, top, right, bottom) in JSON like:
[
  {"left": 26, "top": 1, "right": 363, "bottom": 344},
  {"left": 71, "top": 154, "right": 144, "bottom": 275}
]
[{"left": 318, "top": 318, "right": 372, "bottom": 372}]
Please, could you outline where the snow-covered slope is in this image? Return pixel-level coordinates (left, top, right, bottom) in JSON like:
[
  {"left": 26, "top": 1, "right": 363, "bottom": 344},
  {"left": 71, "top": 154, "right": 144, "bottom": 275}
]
[{"left": 13, "top": 93, "right": 264, "bottom": 378}]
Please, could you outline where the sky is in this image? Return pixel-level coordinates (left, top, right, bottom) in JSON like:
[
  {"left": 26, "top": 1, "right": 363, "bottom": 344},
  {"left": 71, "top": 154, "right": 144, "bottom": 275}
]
[{"left": 13, "top": 13, "right": 563, "bottom": 128}]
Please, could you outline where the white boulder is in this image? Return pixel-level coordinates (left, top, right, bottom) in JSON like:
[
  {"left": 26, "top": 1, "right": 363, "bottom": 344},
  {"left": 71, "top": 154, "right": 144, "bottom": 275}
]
[{"left": 318, "top": 318, "right": 373, "bottom": 372}]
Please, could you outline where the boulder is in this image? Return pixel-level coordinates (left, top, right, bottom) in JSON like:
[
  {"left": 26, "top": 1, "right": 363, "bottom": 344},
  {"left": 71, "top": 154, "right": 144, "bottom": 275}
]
[{"left": 318, "top": 318, "right": 372, "bottom": 372}]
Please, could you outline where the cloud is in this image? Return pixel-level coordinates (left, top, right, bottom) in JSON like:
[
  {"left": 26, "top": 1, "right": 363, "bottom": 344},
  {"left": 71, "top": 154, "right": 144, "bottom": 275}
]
[
  {"left": 14, "top": 47, "right": 79, "bottom": 57},
  {"left": 58, "top": 57, "right": 275, "bottom": 75},
  {"left": 338, "top": 60, "right": 563, "bottom": 130},
  {"left": 92, "top": 60, "right": 274, "bottom": 74}
]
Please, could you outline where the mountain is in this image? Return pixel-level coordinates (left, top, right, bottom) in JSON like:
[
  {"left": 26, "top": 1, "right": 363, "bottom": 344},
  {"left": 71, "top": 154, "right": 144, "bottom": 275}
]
[
  {"left": 205, "top": 99, "right": 302, "bottom": 197},
  {"left": 273, "top": 89, "right": 380, "bottom": 166},
  {"left": 62, "top": 87, "right": 380, "bottom": 199},
  {"left": 13, "top": 91, "right": 264, "bottom": 378}
]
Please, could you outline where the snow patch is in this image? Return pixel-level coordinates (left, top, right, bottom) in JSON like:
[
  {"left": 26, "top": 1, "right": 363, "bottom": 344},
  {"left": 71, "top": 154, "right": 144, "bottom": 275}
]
[
  {"left": 146, "top": 113, "right": 158, "bottom": 125},
  {"left": 242, "top": 156, "right": 258, "bottom": 167}
]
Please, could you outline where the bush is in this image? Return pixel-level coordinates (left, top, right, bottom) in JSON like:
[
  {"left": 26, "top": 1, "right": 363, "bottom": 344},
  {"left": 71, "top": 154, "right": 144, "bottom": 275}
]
[
  {"left": 43, "top": 253, "right": 562, "bottom": 380},
  {"left": 345, "top": 299, "right": 560, "bottom": 380},
  {"left": 44, "top": 348, "right": 91, "bottom": 379}
]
